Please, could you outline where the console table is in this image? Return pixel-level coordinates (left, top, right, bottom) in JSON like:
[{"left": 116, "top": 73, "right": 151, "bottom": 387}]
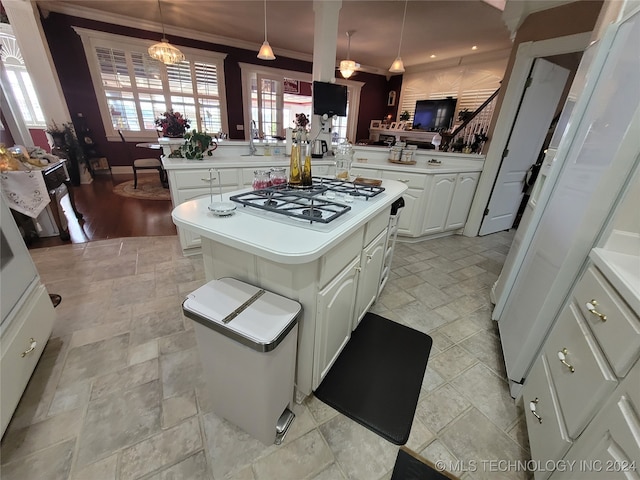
[{"left": 41, "top": 160, "right": 82, "bottom": 240}]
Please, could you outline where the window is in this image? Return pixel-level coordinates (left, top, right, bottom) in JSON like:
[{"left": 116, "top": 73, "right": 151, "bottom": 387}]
[
  {"left": 75, "top": 28, "right": 228, "bottom": 142},
  {"left": 240, "top": 63, "right": 363, "bottom": 143},
  {"left": 0, "top": 27, "right": 46, "bottom": 128}
]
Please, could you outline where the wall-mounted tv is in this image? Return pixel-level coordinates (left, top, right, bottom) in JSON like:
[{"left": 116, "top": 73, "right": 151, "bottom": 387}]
[
  {"left": 412, "top": 98, "right": 457, "bottom": 131},
  {"left": 313, "top": 81, "right": 347, "bottom": 117}
]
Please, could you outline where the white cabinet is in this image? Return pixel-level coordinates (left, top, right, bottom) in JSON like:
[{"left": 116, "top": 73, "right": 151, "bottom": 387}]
[
  {"left": 422, "top": 172, "right": 480, "bottom": 236},
  {"left": 354, "top": 229, "right": 387, "bottom": 328},
  {"left": 166, "top": 167, "right": 240, "bottom": 252},
  {"left": 1, "top": 283, "right": 55, "bottom": 436},
  {"left": 522, "top": 260, "right": 640, "bottom": 480},
  {"left": 381, "top": 170, "right": 426, "bottom": 237},
  {"left": 422, "top": 174, "right": 456, "bottom": 235},
  {"left": 447, "top": 172, "right": 480, "bottom": 230},
  {"left": 314, "top": 256, "right": 360, "bottom": 384}
]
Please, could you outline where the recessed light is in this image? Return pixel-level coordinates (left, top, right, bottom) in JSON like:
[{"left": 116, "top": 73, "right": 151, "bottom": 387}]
[
  {"left": 430, "top": 54, "right": 436, "bottom": 58},
  {"left": 471, "top": 45, "right": 478, "bottom": 50}
]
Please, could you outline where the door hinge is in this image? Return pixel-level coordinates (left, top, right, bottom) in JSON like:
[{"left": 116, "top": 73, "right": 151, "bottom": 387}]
[
  {"left": 502, "top": 148, "right": 509, "bottom": 159},
  {"left": 484, "top": 208, "right": 489, "bottom": 216},
  {"left": 525, "top": 76, "right": 533, "bottom": 89}
]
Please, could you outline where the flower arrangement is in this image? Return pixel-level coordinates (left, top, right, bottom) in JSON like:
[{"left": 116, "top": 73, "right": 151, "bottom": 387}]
[
  {"left": 294, "top": 113, "right": 309, "bottom": 131},
  {"left": 155, "top": 110, "right": 190, "bottom": 138}
]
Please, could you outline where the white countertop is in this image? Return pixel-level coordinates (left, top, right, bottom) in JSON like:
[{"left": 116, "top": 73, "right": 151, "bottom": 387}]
[
  {"left": 590, "top": 230, "right": 640, "bottom": 313},
  {"left": 171, "top": 179, "right": 408, "bottom": 264}
]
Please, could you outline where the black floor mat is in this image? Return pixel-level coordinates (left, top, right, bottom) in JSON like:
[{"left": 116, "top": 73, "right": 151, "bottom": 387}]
[
  {"left": 314, "top": 312, "right": 432, "bottom": 445},
  {"left": 391, "top": 448, "right": 459, "bottom": 480}
]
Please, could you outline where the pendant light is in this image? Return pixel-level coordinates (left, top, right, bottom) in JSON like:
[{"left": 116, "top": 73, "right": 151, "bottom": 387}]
[
  {"left": 389, "top": 0, "right": 408, "bottom": 73},
  {"left": 148, "top": 0, "right": 185, "bottom": 65},
  {"left": 339, "top": 31, "right": 360, "bottom": 79},
  {"left": 257, "top": 0, "right": 276, "bottom": 60}
]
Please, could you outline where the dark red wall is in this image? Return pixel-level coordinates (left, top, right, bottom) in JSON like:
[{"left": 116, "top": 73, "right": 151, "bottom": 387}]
[{"left": 40, "top": 10, "right": 395, "bottom": 167}]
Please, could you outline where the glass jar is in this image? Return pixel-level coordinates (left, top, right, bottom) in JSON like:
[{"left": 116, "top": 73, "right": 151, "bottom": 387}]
[
  {"left": 270, "top": 167, "right": 287, "bottom": 186},
  {"left": 252, "top": 169, "right": 271, "bottom": 190},
  {"left": 334, "top": 139, "right": 353, "bottom": 180}
]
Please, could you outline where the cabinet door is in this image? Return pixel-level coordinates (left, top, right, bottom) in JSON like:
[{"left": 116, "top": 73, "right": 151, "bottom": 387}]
[
  {"left": 554, "top": 369, "right": 640, "bottom": 480},
  {"left": 314, "top": 256, "right": 360, "bottom": 386},
  {"left": 422, "top": 174, "right": 456, "bottom": 235},
  {"left": 446, "top": 172, "right": 480, "bottom": 230},
  {"left": 354, "top": 229, "right": 388, "bottom": 329},
  {"left": 521, "top": 355, "right": 572, "bottom": 480}
]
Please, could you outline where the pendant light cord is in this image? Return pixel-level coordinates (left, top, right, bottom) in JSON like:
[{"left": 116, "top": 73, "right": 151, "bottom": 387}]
[
  {"left": 346, "top": 31, "right": 351, "bottom": 60},
  {"left": 158, "top": 0, "right": 166, "bottom": 39},
  {"left": 263, "top": 0, "right": 269, "bottom": 42},
  {"left": 396, "top": 0, "right": 408, "bottom": 58}
]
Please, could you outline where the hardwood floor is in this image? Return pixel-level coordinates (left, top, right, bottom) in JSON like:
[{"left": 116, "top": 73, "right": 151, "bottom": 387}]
[{"left": 26, "top": 173, "right": 176, "bottom": 250}]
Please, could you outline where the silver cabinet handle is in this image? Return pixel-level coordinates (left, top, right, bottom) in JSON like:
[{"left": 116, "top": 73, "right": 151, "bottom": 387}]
[
  {"left": 586, "top": 299, "right": 607, "bottom": 322},
  {"left": 21, "top": 338, "right": 37, "bottom": 357},
  {"left": 354, "top": 266, "right": 362, "bottom": 272},
  {"left": 366, "top": 254, "right": 374, "bottom": 261},
  {"left": 398, "top": 179, "right": 410, "bottom": 183},
  {"left": 529, "top": 398, "right": 542, "bottom": 424},
  {"left": 201, "top": 177, "right": 217, "bottom": 182},
  {"left": 557, "top": 348, "right": 575, "bottom": 373}
]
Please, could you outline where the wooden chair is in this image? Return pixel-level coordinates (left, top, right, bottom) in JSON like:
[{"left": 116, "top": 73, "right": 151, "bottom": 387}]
[{"left": 118, "top": 130, "right": 167, "bottom": 189}]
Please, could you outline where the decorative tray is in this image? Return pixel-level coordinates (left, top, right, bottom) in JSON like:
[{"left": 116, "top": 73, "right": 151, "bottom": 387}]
[{"left": 388, "top": 159, "right": 416, "bottom": 165}]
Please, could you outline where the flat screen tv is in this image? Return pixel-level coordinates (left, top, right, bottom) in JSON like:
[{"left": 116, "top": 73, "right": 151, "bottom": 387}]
[
  {"left": 313, "top": 81, "right": 347, "bottom": 117},
  {"left": 412, "top": 98, "right": 457, "bottom": 131}
]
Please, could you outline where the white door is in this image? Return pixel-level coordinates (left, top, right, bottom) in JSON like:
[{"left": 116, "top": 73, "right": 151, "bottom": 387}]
[{"left": 479, "top": 58, "right": 569, "bottom": 235}]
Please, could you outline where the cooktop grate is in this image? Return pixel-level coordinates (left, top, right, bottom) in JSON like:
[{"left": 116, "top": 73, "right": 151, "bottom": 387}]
[{"left": 229, "top": 189, "right": 351, "bottom": 224}]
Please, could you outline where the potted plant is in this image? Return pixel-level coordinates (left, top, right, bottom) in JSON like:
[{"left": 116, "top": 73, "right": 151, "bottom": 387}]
[
  {"left": 46, "top": 121, "right": 86, "bottom": 185},
  {"left": 169, "top": 130, "right": 217, "bottom": 160},
  {"left": 155, "top": 110, "right": 190, "bottom": 138},
  {"left": 399, "top": 110, "right": 411, "bottom": 122}
]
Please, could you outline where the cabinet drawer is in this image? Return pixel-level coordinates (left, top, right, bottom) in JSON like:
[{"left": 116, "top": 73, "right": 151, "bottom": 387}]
[
  {"left": 364, "top": 208, "right": 390, "bottom": 246},
  {"left": 573, "top": 265, "right": 640, "bottom": 377},
  {"left": 543, "top": 303, "right": 617, "bottom": 438},
  {"left": 319, "top": 227, "right": 364, "bottom": 287},
  {"left": 1, "top": 285, "right": 55, "bottom": 434},
  {"left": 521, "top": 355, "right": 572, "bottom": 479},
  {"left": 381, "top": 170, "right": 425, "bottom": 189},
  {"left": 173, "top": 169, "right": 238, "bottom": 189}
]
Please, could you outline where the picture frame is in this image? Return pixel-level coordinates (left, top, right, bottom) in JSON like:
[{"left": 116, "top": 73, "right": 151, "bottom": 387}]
[
  {"left": 396, "top": 121, "right": 406, "bottom": 130},
  {"left": 387, "top": 90, "right": 397, "bottom": 107},
  {"left": 370, "top": 120, "right": 382, "bottom": 129},
  {"left": 389, "top": 122, "right": 398, "bottom": 130}
]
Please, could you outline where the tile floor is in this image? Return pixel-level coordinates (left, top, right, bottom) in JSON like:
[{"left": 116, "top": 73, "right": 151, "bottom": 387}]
[{"left": 0, "top": 230, "right": 532, "bottom": 480}]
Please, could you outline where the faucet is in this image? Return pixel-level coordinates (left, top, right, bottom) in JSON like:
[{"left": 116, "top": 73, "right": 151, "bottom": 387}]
[{"left": 248, "top": 120, "right": 258, "bottom": 156}]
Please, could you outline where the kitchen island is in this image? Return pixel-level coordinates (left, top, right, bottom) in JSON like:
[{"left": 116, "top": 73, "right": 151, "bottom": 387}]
[{"left": 172, "top": 178, "right": 407, "bottom": 399}]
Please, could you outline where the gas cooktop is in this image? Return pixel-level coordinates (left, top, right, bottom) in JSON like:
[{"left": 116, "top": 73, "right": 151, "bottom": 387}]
[{"left": 229, "top": 177, "right": 385, "bottom": 225}]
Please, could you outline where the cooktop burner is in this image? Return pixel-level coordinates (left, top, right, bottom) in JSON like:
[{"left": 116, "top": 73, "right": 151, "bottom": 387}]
[
  {"left": 229, "top": 177, "right": 385, "bottom": 225},
  {"left": 229, "top": 189, "right": 351, "bottom": 224}
]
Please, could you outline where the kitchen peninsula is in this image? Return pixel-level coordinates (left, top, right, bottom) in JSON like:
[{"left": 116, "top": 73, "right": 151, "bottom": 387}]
[{"left": 172, "top": 178, "right": 407, "bottom": 399}]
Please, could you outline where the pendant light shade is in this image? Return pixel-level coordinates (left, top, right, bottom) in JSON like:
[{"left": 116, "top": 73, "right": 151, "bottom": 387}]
[
  {"left": 257, "top": 0, "right": 276, "bottom": 60},
  {"left": 148, "top": 0, "right": 185, "bottom": 65},
  {"left": 389, "top": 0, "right": 408, "bottom": 73},
  {"left": 339, "top": 31, "right": 360, "bottom": 79}
]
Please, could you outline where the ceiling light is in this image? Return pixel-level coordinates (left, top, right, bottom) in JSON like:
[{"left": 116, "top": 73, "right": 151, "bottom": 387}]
[
  {"left": 472, "top": 45, "right": 478, "bottom": 50},
  {"left": 257, "top": 0, "right": 276, "bottom": 60},
  {"left": 340, "top": 31, "right": 360, "bottom": 79},
  {"left": 148, "top": 0, "right": 185, "bottom": 65},
  {"left": 430, "top": 54, "right": 436, "bottom": 58},
  {"left": 389, "top": 0, "right": 408, "bottom": 73}
]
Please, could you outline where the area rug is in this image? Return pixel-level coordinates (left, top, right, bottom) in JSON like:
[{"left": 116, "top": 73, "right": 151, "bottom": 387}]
[
  {"left": 391, "top": 447, "right": 460, "bottom": 480},
  {"left": 113, "top": 177, "right": 171, "bottom": 201},
  {"left": 314, "top": 312, "right": 432, "bottom": 445}
]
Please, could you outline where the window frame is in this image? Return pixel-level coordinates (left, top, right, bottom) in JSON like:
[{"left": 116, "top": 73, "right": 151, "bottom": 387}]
[
  {"left": 74, "top": 27, "right": 228, "bottom": 143},
  {"left": 239, "top": 63, "right": 363, "bottom": 143}
]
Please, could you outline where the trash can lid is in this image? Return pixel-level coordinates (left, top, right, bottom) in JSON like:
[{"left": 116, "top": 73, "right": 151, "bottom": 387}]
[{"left": 183, "top": 278, "right": 301, "bottom": 352}]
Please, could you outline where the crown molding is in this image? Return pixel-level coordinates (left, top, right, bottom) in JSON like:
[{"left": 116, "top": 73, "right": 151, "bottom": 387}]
[
  {"left": 39, "top": 2, "right": 313, "bottom": 63},
  {"left": 404, "top": 48, "right": 512, "bottom": 74}
]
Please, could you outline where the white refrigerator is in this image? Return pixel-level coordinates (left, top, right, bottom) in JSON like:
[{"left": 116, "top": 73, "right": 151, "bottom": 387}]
[{"left": 494, "top": 6, "right": 640, "bottom": 394}]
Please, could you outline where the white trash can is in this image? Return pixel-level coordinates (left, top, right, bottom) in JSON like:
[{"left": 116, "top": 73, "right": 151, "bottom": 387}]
[{"left": 183, "top": 278, "right": 301, "bottom": 445}]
